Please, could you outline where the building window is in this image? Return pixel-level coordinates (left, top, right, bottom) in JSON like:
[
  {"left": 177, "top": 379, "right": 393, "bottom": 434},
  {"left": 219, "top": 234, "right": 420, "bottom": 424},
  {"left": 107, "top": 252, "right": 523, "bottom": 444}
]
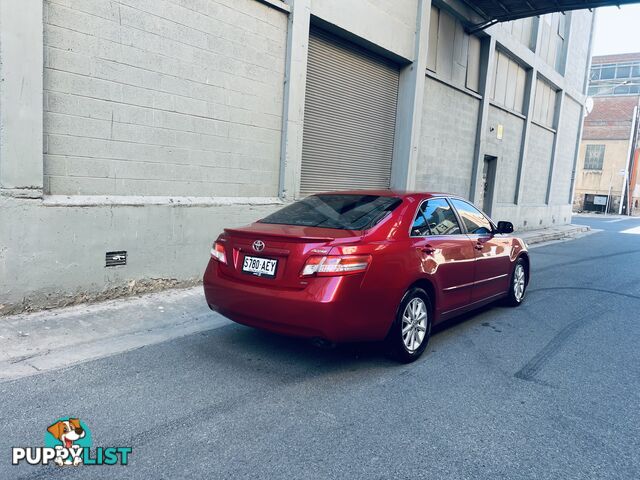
[
  {"left": 600, "top": 65, "right": 616, "bottom": 80},
  {"left": 616, "top": 65, "right": 631, "bottom": 78},
  {"left": 491, "top": 50, "right": 527, "bottom": 114},
  {"left": 590, "top": 62, "right": 640, "bottom": 81},
  {"left": 584, "top": 144, "right": 605, "bottom": 170},
  {"left": 426, "top": 5, "right": 481, "bottom": 93},
  {"left": 589, "top": 61, "right": 640, "bottom": 96}
]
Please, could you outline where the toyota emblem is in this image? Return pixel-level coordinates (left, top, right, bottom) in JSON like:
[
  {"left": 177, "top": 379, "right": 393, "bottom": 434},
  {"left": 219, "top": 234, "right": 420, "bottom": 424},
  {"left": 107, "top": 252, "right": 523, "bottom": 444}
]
[{"left": 252, "top": 240, "right": 265, "bottom": 252}]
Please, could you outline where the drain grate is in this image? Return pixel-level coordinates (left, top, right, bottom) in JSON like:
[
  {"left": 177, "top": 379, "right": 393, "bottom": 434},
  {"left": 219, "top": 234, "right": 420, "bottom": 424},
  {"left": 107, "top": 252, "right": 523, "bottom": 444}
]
[{"left": 105, "top": 251, "right": 127, "bottom": 267}]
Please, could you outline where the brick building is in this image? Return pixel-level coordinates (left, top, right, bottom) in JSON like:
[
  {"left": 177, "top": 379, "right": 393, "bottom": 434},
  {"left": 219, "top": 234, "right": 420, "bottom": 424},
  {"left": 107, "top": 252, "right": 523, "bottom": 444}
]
[
  {"left": 0, "top": 0, "right": 595, "bottom": 312},
  {"left": 574, "top": 52, "right": 640, "bottom": 213}
]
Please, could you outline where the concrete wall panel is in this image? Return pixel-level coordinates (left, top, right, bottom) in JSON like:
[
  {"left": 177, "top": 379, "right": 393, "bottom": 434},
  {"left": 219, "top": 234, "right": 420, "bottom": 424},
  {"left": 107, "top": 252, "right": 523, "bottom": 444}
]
[
  {"left": 0, "top": 196, "right": 281, "bottom": 312},
  {"left": 564, "top": 10, "right": 593, "bottom": 94},
  {"left": 310, "top": 0, "right": 417, "bottom": 61},
  {"left": 0, "top": 0, "right": 44, "bottom": 193},
  {"left": 522, "top": 124, "right": 555, "bottom": 205},
  {"left": 416, "top": 77, "right": 479, "bottom": 197},
  {"left": 43, "top": 0, "right": 287, "bottom": 197},
  {"left": 551, "top": 96, "right": 581, "bottom": 204},
  {"left": 485, "top": 106, "right": 525, "bottom": 204}
]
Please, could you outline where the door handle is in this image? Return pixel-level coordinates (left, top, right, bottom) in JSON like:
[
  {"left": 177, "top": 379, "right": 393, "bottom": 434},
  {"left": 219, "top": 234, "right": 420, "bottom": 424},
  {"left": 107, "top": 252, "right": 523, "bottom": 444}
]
[{"left": 420, "top": 245, "right": 436, "bottom": 255}]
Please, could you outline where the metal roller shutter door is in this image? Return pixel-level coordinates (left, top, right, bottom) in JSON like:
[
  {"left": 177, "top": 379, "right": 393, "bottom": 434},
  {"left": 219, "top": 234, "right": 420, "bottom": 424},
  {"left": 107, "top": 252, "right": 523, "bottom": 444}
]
[{"left": 300, "top": 28, "right": 400, "bottom": 196}]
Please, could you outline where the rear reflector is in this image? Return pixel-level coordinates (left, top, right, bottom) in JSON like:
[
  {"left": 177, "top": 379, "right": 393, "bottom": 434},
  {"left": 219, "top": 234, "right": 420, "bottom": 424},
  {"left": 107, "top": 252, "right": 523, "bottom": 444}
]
[
  {"left": 301, "top": 255, "right": 371, "bottom": 277},
  {"left": 210, "top": 242, "right": 227, "bottom": 264}
]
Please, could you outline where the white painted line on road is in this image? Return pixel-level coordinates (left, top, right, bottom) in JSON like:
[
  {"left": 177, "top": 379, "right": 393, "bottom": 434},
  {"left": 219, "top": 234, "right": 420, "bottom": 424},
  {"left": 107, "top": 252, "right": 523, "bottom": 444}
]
[
  {"left": 620, "top": 225, "right": 640, "bottom": 234},
  {"left": 605, "top": 218, "right": 628, "bottom": 223}
]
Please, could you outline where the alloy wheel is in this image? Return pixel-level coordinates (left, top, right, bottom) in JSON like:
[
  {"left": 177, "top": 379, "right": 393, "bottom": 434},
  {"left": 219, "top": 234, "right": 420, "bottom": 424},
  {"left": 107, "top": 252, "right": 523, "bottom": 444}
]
[
  {"left": 513, "top": 264, "right": 526, "bottom": 302},
  {"left": 401, "top": 298, "right": 428, "bottom": 353}
]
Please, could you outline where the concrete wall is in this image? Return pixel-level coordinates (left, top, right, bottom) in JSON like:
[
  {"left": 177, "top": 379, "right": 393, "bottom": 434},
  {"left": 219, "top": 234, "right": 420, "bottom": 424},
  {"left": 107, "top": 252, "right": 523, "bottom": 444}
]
[
  {"left": 521, "top": 124, "right": 555, "bottom": 205},
  {"left": 310, "top": 0, "right": 418, "bottom": 61},
  {"left": 0, "top": 0, "right": 593, "bottom": 313},
  {"left": 43, "top": 0, "right": 287, "bottom": 197},
  {"left": 0, "top": 195, "right": 280, "bottom": 313},
  {"left": 0, "top": 0, "right": 288, "bottom": 314},
  {"left": 550, "top": 96, "right": 582, "bottom": 204},
  {"left": 418, "top": 3, "right": 593, "bottom": 230},
  {"left": 0, "top": 0, "right": 44, "bottom": 195},
  {"left": 416, "top": 77, "right": 479, "bottom": 197},
  {"left": 485, "top": 106, "right": 524, "bottom": 205},
  {"left": 563, "top": 11, "right": 593, "bottom": 94}
]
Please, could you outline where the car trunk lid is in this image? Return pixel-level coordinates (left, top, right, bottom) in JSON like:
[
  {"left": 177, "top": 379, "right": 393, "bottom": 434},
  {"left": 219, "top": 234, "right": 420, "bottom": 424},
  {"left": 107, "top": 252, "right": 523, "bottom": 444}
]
[{"left": 218, "top": 223, "right": 363, "bottom": 288}]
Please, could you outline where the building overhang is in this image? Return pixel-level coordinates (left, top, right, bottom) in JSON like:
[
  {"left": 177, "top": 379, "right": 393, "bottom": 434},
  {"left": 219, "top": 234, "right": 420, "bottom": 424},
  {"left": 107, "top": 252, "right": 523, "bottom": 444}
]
[{"left": 462, "top": 0, "right": 640, "bottom": 31}]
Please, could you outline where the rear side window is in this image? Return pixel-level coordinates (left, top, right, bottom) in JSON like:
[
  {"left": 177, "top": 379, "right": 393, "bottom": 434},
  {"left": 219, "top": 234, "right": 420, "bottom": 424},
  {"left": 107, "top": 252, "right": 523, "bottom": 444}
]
[
  {"left": 411, "top": 198, "right": 461, "bottom": 236},
  {"left": 260, "top": 194, "right": 402, "bottom": 230},
  {"left": 449, "top": 198, "right": 493, "bottom": 234}
]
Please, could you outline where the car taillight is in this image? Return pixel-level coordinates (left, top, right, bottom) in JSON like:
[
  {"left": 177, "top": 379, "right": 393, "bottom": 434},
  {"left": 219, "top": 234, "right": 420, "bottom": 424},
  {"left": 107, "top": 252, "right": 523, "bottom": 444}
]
[
  {"left": 301, "top": 255, "right": 371, "bottom": 277},
  {"left": 210, "top": 242, "right": 227, "bottom": 264}
]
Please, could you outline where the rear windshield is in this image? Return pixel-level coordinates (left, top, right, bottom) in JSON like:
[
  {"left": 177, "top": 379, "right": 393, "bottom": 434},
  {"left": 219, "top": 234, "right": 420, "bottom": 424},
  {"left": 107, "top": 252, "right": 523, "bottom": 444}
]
[{"left": 259, "top": 194, "right": 402, "bottom": 230}]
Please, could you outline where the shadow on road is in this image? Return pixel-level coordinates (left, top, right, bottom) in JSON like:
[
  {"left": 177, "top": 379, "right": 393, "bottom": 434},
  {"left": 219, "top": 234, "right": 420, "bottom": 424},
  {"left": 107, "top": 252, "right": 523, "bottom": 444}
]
[{"left": 193, "top": 302, "right": 503, "bottom": 372}]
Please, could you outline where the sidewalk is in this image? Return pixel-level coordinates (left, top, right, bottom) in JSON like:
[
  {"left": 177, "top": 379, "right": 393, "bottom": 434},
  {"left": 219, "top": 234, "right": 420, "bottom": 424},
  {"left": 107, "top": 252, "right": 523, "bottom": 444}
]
[
  {"left": 517, "top": 223, "right": 592, "bottom": 247},
  {"left": 0, "top": 223, "right": 593, "bottom": 382},
  {"left": 0, "top": 287, "right": 227, "bottom": 381}
]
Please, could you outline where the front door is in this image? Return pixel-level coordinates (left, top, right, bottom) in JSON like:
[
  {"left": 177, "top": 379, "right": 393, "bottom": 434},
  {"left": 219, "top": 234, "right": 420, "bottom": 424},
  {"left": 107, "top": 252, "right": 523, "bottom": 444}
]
[{"left": 449, "top": 198, "right": 512, "bottom": 302}]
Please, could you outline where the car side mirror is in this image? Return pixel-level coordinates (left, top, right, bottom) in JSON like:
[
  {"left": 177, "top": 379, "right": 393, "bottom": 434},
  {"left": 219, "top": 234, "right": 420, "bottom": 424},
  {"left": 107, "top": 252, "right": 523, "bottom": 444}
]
[{"left": 496, "top": 221, "right": 514, "bottom": 234}]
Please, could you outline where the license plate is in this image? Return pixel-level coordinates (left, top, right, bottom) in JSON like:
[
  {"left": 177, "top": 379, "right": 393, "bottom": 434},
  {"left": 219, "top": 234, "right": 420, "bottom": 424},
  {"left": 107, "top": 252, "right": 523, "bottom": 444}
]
[{"left": 242, "top": 255, "right": 278, "bottom": 278}]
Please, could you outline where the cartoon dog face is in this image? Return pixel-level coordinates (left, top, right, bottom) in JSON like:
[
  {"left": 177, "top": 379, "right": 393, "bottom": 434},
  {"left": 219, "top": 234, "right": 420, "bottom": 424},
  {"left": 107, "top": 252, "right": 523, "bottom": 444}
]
[{"left": 47, "top": 418, "right": 85, "bottom": 449}]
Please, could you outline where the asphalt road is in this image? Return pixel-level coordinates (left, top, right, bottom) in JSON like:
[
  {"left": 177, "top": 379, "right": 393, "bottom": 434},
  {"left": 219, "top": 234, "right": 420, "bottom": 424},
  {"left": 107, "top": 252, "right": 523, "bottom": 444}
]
[{"left": 2, "top": 215, "right": 639, "bottom": 480}]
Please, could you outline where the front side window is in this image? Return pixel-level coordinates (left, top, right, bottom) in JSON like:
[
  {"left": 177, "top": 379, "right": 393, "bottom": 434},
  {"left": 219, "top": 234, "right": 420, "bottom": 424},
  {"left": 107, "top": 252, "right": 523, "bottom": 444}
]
[
  {"left": 259, "top": 194, "right": 401, "bottom": 230},
  {"left": 449, "top": 199, "right": 493, "bottom": 235},
  {"left": 584, "top": 144, "right": 605, "bottom": 170},
  {"left": 411, "top": 198, "right": 461, "bottom": 236}
]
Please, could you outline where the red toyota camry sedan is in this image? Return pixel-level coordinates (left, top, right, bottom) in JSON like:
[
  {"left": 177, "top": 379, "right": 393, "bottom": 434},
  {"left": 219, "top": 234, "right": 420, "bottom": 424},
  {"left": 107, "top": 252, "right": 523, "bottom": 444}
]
[{"left": 203, "top": 190, "right": 529, "bottom": 362}]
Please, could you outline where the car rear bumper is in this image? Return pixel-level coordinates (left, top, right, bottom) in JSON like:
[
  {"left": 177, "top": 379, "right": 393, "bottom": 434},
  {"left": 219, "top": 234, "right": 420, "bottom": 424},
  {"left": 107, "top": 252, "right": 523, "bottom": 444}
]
[{"left": 203, "top": 260, "right": 391, "bottom": 342}]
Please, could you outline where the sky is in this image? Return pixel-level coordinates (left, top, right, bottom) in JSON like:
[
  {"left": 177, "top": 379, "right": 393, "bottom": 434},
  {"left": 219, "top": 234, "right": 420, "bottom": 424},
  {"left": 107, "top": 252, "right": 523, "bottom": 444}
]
[{"left": 592, "top": 4, "right": 640, "bottom": 56}]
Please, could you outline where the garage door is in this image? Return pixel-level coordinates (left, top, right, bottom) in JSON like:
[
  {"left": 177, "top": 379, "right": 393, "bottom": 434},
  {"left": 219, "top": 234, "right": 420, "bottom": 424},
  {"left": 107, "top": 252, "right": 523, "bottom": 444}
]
[{"left": 300, "top": 27, "right": 400, "bottom": 196}]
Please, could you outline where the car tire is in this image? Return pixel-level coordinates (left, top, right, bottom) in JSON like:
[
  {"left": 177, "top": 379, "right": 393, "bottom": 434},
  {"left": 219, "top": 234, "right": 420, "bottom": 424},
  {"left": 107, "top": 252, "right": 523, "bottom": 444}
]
[
  {"left": 385, "top": 287, "right": 432, "bottom": 363},
  {"left": 505, "top": 257, "right": 528, "bottom": 307}
]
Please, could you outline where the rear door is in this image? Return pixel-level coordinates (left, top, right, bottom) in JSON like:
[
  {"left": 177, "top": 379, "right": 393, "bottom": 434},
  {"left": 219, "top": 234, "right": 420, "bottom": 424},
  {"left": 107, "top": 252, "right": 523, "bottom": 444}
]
[
  {"left": 448, "top": 198, "right": 512, "bottom": 302},
  {"left": 409, "top": 198, "right": 476, "bottom": 314}
]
